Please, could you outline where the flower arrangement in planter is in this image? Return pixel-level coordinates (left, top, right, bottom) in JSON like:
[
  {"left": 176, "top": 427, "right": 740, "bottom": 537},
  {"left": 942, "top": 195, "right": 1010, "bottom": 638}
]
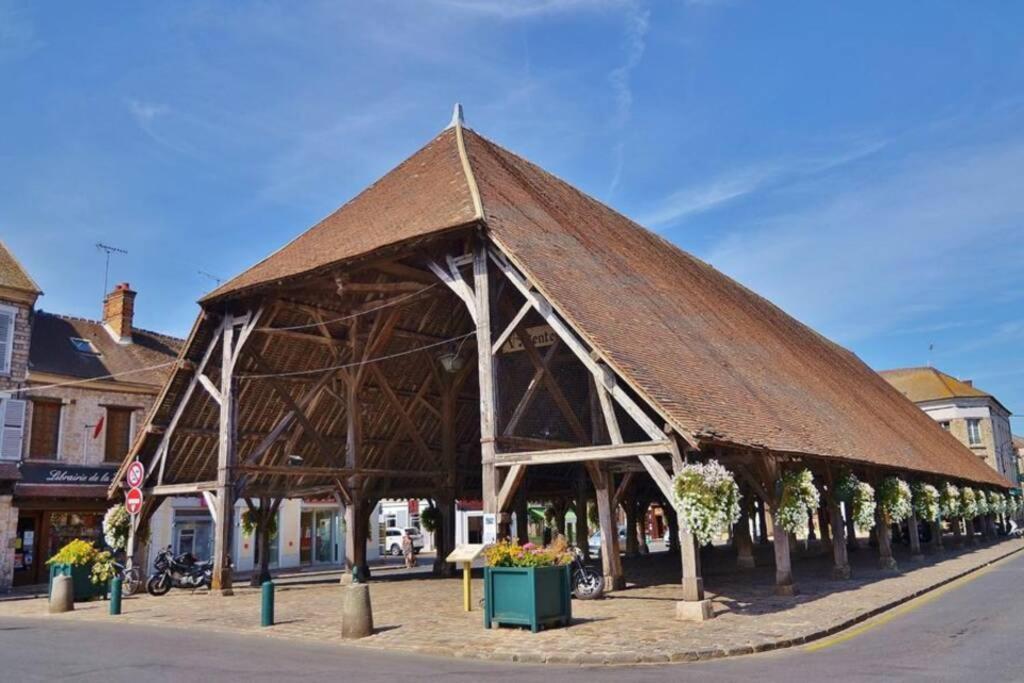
[
  {"left": 960, "top": 487, "right": 978, "bottom": 519},
  {"left": 940, "top": 482, "right": 960, "bottom": 519},
  {"left": 835, "top": 471, "right": 876, "bottom": 531},
  {"left": 483, "top": 539, "right": 572, "bottom": 632},
  {"left": 671, "top": 460, "right": 742, "bottom": 545},
  {"left": 47, "top": 539, "right": 109, "bottom": 601},
  {"left": 419, "top": 506, "right": 441, "bottom": 534},
  {"left": 975, "top": 490, "right": 990, "bottom": 516},
  {"left": 912, "top": 483, "right": 940, "bottom": 523},
  {"left": 103, "top": 504, "right": 130, "bottom": 551},
  {"left": 878, "top": 477, "right": 912, "bottom": 525},
  {"left": 774, "top": 468, "right": 820, "bottom": 534}
]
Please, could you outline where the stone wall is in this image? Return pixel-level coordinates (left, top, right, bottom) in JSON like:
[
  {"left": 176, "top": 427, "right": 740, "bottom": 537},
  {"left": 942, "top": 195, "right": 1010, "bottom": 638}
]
[
  {"left": 0, "top": 495, "right": 16, "bottom": 591},
  {"left": 0, "top": 302, "right": 31, "bottom": 392}
]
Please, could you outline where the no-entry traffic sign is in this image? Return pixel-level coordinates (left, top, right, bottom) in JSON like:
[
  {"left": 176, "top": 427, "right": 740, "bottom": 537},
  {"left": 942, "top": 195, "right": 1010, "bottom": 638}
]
[
  {"left": 126, "top": 461, "right": 145, "bottom": 489},
  {"left": 126, "top": 487, "right": 144, "bottom": 515}
]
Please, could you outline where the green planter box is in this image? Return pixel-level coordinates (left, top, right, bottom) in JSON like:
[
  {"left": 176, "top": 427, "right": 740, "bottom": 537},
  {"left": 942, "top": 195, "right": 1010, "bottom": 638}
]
[
  {"left": 49, "top": 563, "right": 107, "bottom": 602},
  {"left": 483, "top": 565, "right": 572, "bottom": 632}
]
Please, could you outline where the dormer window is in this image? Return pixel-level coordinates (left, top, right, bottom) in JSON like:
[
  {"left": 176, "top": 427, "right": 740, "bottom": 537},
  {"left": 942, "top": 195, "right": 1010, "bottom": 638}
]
[{"left": 70, "top": 337, "right": 99, "bottom": 355}]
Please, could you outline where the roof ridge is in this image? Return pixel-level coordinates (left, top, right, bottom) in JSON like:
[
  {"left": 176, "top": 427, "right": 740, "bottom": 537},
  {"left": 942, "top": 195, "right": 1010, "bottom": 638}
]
[
  {"left": 0, "top": 238, "right": 43, "bottom": 294},
  {"left": 449, "top": 104, "right": 484, "bottom": 222},
  {"left": 36, "top": 310, "right": 184, "bottom": 344}
]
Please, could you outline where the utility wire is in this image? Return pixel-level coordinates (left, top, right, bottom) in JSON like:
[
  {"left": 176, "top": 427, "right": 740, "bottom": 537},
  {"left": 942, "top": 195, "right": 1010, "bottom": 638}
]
[
  {"left": 267, "top": 282, "right": 439, "bottom": 332},
  {"left": 1, "top": 361, "right": 179, "bottom": 397}
]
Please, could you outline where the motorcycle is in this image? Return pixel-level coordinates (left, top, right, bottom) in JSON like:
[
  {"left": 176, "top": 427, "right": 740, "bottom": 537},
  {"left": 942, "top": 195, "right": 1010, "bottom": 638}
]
[
  {"left": 147, "top": 546, "right": 213, "bottom": 596},
  {"left": 570, "top": 546, "right": 604, "bottom": 600}
]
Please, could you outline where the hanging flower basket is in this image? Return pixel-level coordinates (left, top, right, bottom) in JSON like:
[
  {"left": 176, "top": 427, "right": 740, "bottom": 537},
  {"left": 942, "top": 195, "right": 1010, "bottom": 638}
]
[
  {"left": 912, "top": 483, "right": 940, "bottom": 523},
  {"left": 103, "top": 504, "right": 130, "bottom": 552},
  {"left": 775, "top": 469, "right": 820, "bottom": 534},
  {"left": 988, "top": 492, "right": 1006, "bottom": 516},
  {"left": 835, "top": 472, "right": 876, "bottom": 531},
  {"left": 878, "top": 477, "right": 912, "bottom": 525},
  {"left": 940, "top": 482, "right": 960, "bottom": 519},
  {"left": 975, "top": 490, "right": 990, "bottom": 516},
  {"left": 960, "top": 487, "right": 978, "bottom": 519},
  {"left": 671, "top": 460, "right": 741, "bottom": 546}
]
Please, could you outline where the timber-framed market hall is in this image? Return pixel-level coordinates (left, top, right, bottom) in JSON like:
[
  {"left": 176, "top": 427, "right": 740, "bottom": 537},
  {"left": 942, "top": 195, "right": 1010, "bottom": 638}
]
[{"left": 111, "top": 107, "right": 1011, "bottom": 621}]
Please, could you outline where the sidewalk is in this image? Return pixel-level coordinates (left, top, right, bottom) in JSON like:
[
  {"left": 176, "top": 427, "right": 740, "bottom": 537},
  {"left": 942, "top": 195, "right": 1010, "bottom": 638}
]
[{"left": 3, "top": 537, "right": 1020, "bottom": 665}]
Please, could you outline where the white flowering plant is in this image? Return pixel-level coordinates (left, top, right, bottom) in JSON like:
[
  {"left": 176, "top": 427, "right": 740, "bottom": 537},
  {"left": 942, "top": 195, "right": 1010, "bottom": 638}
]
[
  {"left": 878, "top": 477, "right": 912, "bottom": 525},
  {"left": 975, "top": 490, "right": 990, "bottom": 516},
  {"left": 103, "top": 504, "right": 130, "bottom": 551},
  {"left": 775, "top": 468, "right": 820, "bottom": 534},
  {"left": 912, "top": 482, "right": 940, "bottom": 523},
  {"left": 988, "top": 492, "right": 1006, "bottom": 516},
  {"left": 1008, "top": 495, "right": 1021, "bottom": 516},
  {"left": 940, "top": 482, "right": 960, "bottom": 519},
  {"left": 672, "top": 460, "right": 742, "bottom": 546},
  {"left": 835, "top": 471, "right": 876, "bottom": 531},
  {"left": 960, "top": 487, "right": 978, "bottom": 519}
]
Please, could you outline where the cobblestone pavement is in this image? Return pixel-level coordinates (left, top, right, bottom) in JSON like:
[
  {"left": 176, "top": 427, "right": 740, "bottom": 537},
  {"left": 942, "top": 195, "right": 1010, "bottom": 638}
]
[{"left": 4, "top": 536, "right": 1020, "bottom": 665}]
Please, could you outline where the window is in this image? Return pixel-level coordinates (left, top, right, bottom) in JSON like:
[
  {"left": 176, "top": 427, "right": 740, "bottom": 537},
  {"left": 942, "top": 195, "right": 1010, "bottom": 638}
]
[
  {"left": 103, "top": 407, "right": 134, "bottom": 463},
  {"left": 939, "top": 421, "right": 951, "bottom": 431},
  {"left": 28, "top": 400, "right": 61, "bottom": 459},
  {"left": 0, "top": 304, "right": 15, "bottom": 375},
  {"left": 0, "top": 397, "right": 26, "bottom": 460},
  {"left": 69, "top": 337, "right": 99, "bottom": 354},
  {"left": 967, "top": 419, "right": 983, "bottom": 446}
]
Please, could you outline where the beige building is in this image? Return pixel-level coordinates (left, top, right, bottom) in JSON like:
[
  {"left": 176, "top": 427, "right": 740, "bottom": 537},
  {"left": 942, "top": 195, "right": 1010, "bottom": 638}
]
[
  {"left": 0, "top": 240, "right": 179, "bottom": 590},
  {"left": 881, "top": 367, "right": 1018, "bottom": 485}
]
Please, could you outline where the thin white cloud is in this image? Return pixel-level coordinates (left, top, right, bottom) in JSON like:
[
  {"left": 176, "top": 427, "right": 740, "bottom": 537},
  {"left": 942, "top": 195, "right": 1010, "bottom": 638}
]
[
  {"left": 128, "top": 99, "right": 169, "bottom": 124},
  {"left": 431, "top": 0, "right": 629, "bottom": 19},
  {"left": 639, "top": 140, "right": 886, "bottom": 227},
  {"left": 0, "top": 0, "right": 41, "bottom": 63},
  {"left": 606, "top": 4, "right": 650, "bottom": 195},
  {"left": 704, "top": 139, "right": 1024, "bottom": 343}
]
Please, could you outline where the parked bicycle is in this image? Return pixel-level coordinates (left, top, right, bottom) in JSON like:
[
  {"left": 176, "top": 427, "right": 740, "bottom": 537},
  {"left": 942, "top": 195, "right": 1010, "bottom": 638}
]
[{"left": 112, "top": 557, "right": 142, "bottom": 596}]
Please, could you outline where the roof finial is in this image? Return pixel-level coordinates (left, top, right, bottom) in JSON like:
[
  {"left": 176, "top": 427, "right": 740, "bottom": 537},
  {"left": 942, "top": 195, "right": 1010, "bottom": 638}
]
[{"left": 447, "top": 103, "right": 465, "bottom": 130}]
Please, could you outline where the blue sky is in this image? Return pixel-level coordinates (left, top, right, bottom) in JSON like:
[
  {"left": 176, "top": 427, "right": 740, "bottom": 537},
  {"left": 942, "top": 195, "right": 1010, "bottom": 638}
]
[{"left": 2, "top": 1, "right": 1023, "bottom": 423}]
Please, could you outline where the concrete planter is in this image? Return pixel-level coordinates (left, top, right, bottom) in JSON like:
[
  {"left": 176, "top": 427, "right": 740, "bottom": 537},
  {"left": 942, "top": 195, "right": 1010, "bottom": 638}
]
[
  {"left": 483, "top": 565, "right": 572, "bottom": 632},
  {"left": 49, "top": 563, "right": 107, "bottom": 602}
]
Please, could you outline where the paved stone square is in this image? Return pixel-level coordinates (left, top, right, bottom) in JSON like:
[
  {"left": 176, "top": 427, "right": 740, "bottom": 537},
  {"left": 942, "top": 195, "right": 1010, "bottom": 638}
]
[{"left": 3, "top": 537, "right": 1020, "bottom": 665}]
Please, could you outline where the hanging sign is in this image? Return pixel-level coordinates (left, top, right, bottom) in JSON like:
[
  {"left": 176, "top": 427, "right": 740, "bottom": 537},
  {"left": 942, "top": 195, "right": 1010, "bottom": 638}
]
[
  {"left": 482, "top": 513, "right": 497, "bottom": 544},
  {"left": 125, "top": 487, "right": 144, "bottom": 516},
  {"left": 126, "top": 461, "right": 145, "bottom": 489}
]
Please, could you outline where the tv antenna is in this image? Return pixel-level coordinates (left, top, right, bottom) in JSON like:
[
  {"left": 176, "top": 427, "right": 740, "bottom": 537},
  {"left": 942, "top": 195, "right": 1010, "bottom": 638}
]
[
  {"left": 96, "top": 243, "right": 128, "bottom": 299},
  {"left": 197, "top": 269, "right": 223, "bottom": 286}
]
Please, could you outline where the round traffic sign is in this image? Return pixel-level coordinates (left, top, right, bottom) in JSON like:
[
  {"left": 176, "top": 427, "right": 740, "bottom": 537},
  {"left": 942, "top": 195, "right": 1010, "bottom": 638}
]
[
  {"left": 126, "top": 487, "right": 144, "bottom": 516},
  {"left": 126, "top": 461, "right": 146, "bottom": 489}
]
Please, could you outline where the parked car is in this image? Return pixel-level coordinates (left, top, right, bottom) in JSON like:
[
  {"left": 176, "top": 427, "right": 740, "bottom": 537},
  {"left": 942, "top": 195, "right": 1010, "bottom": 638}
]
[
  {"left": 588, "top": 528, "right": 627, "bottom": 557},
  {"left": 384, "top": 527, "right": 424, "bottom": 556}
]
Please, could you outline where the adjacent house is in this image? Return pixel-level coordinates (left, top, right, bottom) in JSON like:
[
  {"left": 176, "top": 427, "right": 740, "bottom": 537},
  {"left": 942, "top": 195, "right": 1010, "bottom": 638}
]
[
  {"left": 1014, "top": 435, "right": 1024, "bottom": 486},
  {"left": 0, "top": 240, "right": 181, "bottom": 590},
  {"left": 880, "top": 367, "right": 1018, "bottom": 484}
]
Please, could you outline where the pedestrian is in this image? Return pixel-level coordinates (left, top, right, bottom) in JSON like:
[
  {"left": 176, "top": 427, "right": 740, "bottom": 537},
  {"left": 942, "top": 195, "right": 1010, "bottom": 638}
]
[{"left": 402, "top": 532, "right": 415, "bottom": 569}]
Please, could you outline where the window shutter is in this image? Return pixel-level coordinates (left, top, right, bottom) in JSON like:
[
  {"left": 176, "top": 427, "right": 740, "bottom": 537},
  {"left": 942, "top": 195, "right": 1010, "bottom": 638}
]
[
  {"left": 0, "top": 309, "right": 12, "bottom": 375},
  {"left": 1, "top": 398, "right": 26, "bottom": 460}
]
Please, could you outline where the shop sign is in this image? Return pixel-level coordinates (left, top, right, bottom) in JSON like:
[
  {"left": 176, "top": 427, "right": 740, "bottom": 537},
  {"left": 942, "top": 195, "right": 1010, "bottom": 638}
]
[
  {"left": 498, "top": 325, "right": 556, "bottom": 354},
  {"left": 18, "top": 463, "right": 116, "bottom": 486}
]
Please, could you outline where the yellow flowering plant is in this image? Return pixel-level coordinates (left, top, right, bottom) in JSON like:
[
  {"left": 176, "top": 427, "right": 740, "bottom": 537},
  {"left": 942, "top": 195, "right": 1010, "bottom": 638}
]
[{"left": 483, "top": 538, "right": 572, "bottom": 568}]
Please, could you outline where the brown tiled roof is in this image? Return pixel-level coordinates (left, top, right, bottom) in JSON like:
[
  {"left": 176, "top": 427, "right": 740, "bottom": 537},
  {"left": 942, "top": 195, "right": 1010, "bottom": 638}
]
[
  {"left": 198, "top": 123, "right": 1007, "bottom": 488},
  {"left": 0, "top": 239, "right": 41, "bottom": 295},
  {"left": 880, "top": 367, "right": 991, "bottom": 403},
  {"left": 29, "top": 312, "right": 182, "bottom": 388}
]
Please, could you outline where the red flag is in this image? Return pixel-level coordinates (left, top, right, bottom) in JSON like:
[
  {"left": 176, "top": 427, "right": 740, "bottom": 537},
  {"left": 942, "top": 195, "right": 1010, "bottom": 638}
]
[{"left": 92, "top": 416, "right": 104, "bottom": 439}]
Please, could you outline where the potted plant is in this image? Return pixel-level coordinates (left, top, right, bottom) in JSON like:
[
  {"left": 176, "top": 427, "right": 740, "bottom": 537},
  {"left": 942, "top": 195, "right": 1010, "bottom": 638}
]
[
  {"left": 47, "top": 539, "right": 109, "bottom": 601},
  {"left": 483, "top": 538, "right": 572, "bottom": 632}
]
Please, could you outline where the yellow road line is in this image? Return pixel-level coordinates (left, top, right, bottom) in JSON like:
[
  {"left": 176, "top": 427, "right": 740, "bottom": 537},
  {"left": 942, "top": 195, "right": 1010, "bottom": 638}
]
[{"left": 804, "top": 550, "right": 1017, "bottom": 653}]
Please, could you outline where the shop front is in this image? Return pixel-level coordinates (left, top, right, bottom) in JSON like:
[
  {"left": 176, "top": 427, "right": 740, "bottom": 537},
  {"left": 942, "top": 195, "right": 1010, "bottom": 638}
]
[
  {"left": 13, "top": 463, "right": 114, "bottom": 587},
  {"left": 299, "top": 501, "right": 339, "bottom": 566}
]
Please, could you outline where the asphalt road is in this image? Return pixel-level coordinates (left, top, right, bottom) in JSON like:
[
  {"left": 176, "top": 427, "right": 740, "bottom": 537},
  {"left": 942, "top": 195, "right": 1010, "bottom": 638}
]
[{"left": 3, "top": 550, "right": 1022, "bottom": 682}]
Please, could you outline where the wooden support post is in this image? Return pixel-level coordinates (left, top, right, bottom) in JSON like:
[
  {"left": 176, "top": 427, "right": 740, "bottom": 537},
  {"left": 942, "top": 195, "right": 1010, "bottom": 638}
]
[
  {"left": 434, "top": 493, "right": 456, "bottom": 577},
  {"left": 343, "top": 498, "right": 370, "bottom": 582},
  {"left": 590, "top": 465, "right": 624, "bottom": 591},
  {"left": 666, "top": 505, "right": 680, "bottom": 553},
  {"left": 768, "top": 504, "right": 797, "bottom": 596},
  {"left": 806, "top": 509, "right": 817, "bottom": 542},
  {"left": 931, "top": 519, "right": 944, "bottom": 553},
  {"left": 953, "top": 517, "right": 963, "bottom": 547},
  {"left": 845, "top": 501, "right": 859, "bottom": 552},
  {"left": 575, "top": 476, "right": 590, "bottom": 560},
  {"left": 623, "top": 495, "right": 639, "bottom": 558},
  {"left": 875, "top": 508, "right": 898, "bottom": 571},
  {"left": 818, "top": 504, "right": 831, "bottom": 549},
  {"left": 828, "top": 497, "right": 851, "bottom": 579},
  {"left": 472, "top": 245, "right": 505, "bottom": 537},
  {"left": 907, "top": 509, "right": 923, "bottom": 560},
  {"left": 515, "top": 492, "right": 530, "bottom": 545},
  {"left": 734, "top": 501, "right": 755, "bottom": 569},
  {"left": 211, "top": 318, "right": 238, "bottom": 596},
  {"left": 756, "top": 498, "right": 769, "bottom": 545}
]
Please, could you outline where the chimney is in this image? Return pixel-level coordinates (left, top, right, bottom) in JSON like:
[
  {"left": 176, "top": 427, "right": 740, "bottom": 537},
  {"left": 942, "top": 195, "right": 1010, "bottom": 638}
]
[
  {"left": 103, "top": 282, "right": 136, "bottom": 344},
  {"left": 962, "top": 379, "right": 973, "bottom": 387}
]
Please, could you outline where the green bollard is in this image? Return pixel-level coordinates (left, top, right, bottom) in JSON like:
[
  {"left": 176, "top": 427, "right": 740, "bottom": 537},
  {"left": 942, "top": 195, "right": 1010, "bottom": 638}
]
[
  {"left": 109, "top": 577, "right": 122, "bottom": 616},
  {"left": 261, "top": 581, "right": 275, "bottom": 627}
]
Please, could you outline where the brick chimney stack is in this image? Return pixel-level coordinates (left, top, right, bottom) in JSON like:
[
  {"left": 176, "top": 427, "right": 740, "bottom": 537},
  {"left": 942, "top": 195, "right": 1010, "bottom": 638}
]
[{"left": 103, "top": 282, "right": 136, "bottom": 344}]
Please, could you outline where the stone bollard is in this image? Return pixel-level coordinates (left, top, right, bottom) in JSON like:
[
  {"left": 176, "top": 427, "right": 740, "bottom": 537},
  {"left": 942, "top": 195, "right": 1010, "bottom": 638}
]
[
  {"left": 341, "top": 583, "right": 374, "bottom": 639},
  {"left": 49, "top": 575, "right": 74, "bottom": 614}
]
